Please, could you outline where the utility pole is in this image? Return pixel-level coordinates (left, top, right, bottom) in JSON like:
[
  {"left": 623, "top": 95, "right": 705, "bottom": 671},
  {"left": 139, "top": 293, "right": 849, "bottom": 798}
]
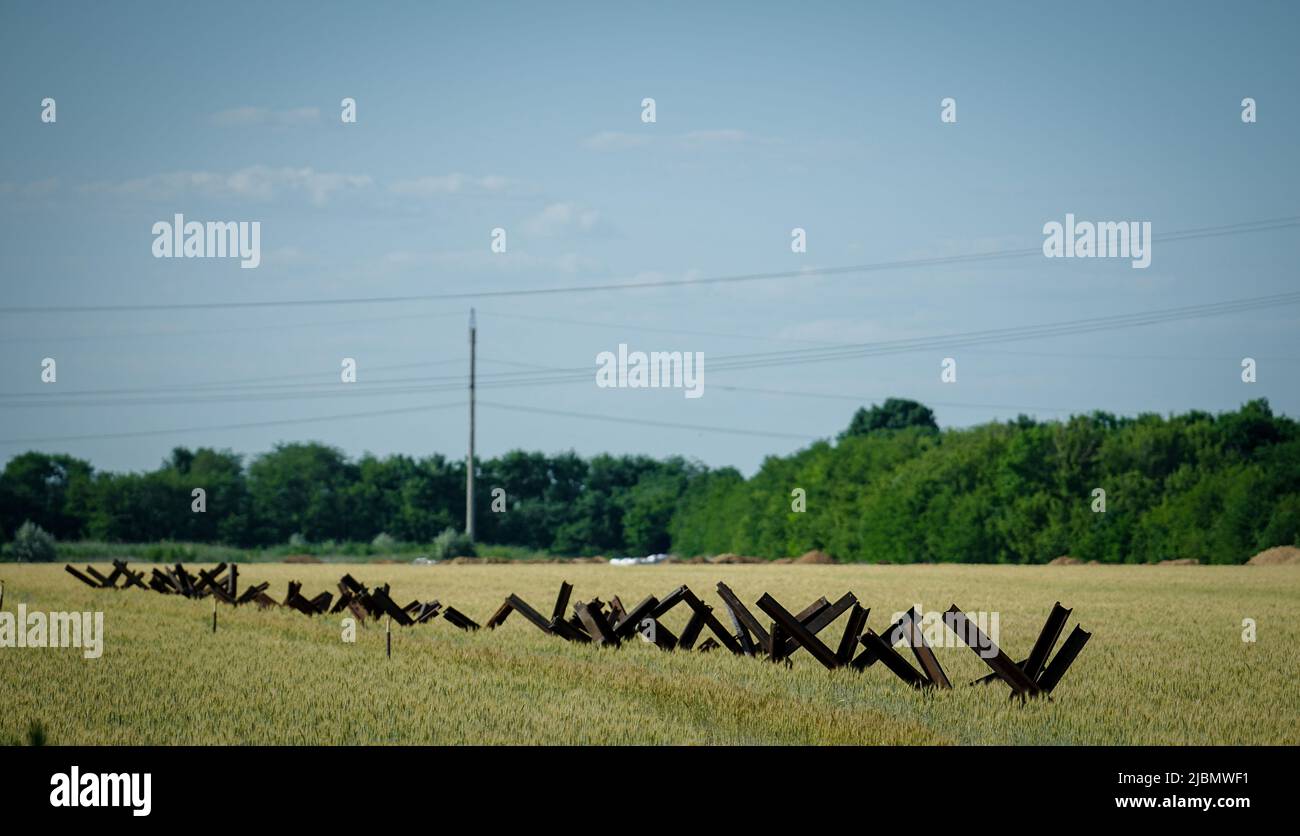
[{"left": 466, "top": 307, "right": 476, "bottom": 542}]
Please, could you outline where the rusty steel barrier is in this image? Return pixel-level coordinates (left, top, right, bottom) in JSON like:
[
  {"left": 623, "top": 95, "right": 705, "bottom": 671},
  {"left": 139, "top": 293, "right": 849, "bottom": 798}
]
[
  {"left": 65, "top": 562, "right": 1089, "bottom": 697},
  {"left": 483, "top": 579, "right": 1090, "bottom": 698}
]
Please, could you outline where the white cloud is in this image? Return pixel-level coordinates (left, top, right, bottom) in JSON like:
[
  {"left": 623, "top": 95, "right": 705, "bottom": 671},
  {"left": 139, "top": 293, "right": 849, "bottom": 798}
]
[
  {"left": 581, "top": 129, "right": 772, "bottom": 151},
  {"left": 479, "top": 174, "right": 511, "bottom": 192},
  {"left": 524, "top": 202, "right": 604, "bottom": 237},
  {"left": 680, "top": 129, "right": 752, "bottom": 145},
  {"left": 209, "top": 106, "right": 322, "bottom": 127},
  {"left": 0, "top": 178, "right": 60, "bottom": 197},
  {"left": 262, "top": 246, "right": 318, "bottom": 266},
  {"left": 37, "top": 168, "right": 515, "bottom": 210},
  {"left": 387, "top": 173, "right": 513, "bottom": 197},
  {"left": 82, "top": 166, "right": 374, "bottom": 206},
  {"left": 380, "top": 248, "right": 603, "bottom": 275},
  {"left": 581, "top": 131, "right": 654, "bottom": 151},
  {"left": 776, "top": 318, "right": 918, "bottom": 345}
]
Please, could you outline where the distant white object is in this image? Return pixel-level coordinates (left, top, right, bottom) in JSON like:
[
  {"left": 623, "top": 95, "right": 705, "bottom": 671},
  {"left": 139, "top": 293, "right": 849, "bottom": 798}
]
[
  {"left": 412, "top": 557, "right": 440, "bottom": 565},
  {"left": 610, "top": 553, "right": 668, "bottom": 566}
]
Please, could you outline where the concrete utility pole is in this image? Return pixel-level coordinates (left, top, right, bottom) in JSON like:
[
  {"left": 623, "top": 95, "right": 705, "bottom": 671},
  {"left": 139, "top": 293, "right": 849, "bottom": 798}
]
[{"left": 466, "top": 307, "right": 476, "bottom": 541}]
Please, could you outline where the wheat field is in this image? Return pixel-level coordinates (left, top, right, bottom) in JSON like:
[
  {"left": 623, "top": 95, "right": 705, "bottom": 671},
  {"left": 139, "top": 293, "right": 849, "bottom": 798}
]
[{"left": 0, "top": 562, "right": 1296, "bottom": 745}]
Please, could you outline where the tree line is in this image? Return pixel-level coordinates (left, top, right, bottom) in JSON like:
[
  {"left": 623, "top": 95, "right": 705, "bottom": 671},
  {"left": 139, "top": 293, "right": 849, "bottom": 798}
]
[{"left": 1, "top": 398, "right": 1296, "bottom": 563}]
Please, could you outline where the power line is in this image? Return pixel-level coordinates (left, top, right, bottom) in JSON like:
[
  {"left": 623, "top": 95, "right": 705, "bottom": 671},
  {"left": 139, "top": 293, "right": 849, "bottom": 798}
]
[
  {"left": 482, "top": 309, "right": 842, "bottom": 346},
  {"left": 0, "top": 401, "right": 467, "bottom": 446},
  {"left": 712, "top": 384, "right": 1087, "bottom": 414},
  {"left": 0, "top": 397, "right": 819, "bottom": 447},
  {"left": 0, "top": 356, "right": 541, "bottom": 400},
  {"left": 688, "top": 291, "right": 1300, "bottom": 372},
  {"left": 0, "top": 309, "right": 469, "bottom": 344},
  {"left": 4, "top": 215, "right": 1296, "bottom": 314},
  {"left": 964, "top": 348, "right": 1300, "bottom": 363},
  {"left": 5, "top": 293, "right": 1294, "bottom": 442},
  {"left": 3, "top": 289, "right": 1297, "bottom": 406},
  {"left": 484, "top": 310, "right": 1300, "bottom": 360},
  {"left": 0, "top": 385, "right": 451, "bottom": 409},
  {"left": 478, "top": 401, "right": 820, "bottom": 440}
]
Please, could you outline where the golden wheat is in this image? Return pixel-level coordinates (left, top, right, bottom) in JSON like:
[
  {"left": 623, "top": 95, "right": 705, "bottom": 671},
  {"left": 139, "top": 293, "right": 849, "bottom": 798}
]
[{"left": 0, "top": 563, "right": 1296, "bottom": 745}]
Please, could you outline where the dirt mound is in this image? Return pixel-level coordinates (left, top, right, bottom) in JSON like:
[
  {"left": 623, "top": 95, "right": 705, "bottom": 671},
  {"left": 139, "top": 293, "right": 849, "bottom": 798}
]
[
  {"left": 1247, "top": 545, "right": 1300, "bottom": 566},
  {"left": 1048, "top": 555, "right": 1083, "bottom": 565},
  {"left": 708, "top": 553, "right": 763, "bottom": 564},
  {"left": 283, "top": 554, "right": 321, "bottom": 564},
  {"left": 771, "top": 557, "right": 793, "bottom": 564},
  {"left": 795, "top": 550, "right": 835, "bottom": 564},
  {"left": 1156, "top": 558, "right": 1201, "bottom": 566}
]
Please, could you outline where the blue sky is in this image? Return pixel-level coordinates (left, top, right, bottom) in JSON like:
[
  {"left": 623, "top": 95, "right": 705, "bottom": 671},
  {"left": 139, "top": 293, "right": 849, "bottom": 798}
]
[{"left": 1, "top": 0, "right": 1298, "bottom": 475}]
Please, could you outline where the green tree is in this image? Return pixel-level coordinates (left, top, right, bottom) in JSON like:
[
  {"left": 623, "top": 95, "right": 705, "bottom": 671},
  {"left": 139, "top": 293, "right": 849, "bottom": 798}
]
[
  {"left": 247, "top": 443, "right": 358, "bottom": 544},
  {"left": 839, "top": 398, "right": 938, "bottom": 440},
  {"left": 0, "top": 452, "right": 94, "bottom": 540}
]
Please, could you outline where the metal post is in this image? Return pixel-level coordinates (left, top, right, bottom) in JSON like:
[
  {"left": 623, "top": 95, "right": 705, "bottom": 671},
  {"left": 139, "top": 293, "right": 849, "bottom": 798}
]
[{"left": 466, "top": 307, "right": 476, "bottom": 542}]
